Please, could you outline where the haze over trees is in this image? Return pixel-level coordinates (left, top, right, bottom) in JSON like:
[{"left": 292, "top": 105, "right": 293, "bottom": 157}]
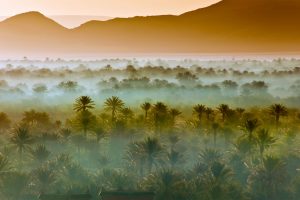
[{"left": 0, "top": 58, "right": 299, "bottom": 200}]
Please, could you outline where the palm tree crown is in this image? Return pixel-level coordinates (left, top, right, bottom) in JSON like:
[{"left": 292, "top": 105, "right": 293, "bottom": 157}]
[
  {"left": 242, "top": 118, "right": 260, "bottom": 143},
  {"left": 217, "top": 104, "right": 230, "bottom": 122},
  {"left": 10, "top": 126, "right": 34, "bottom": 160},
  {"left": 268, "top": 104, "right": 288, "bottom": 126},
  {"left": 255, "top": 129, "right": 277, "bottom": 158},
  {"left": 140, "top": 137, "right": 165, "bottom": 173},
  {"left": 73, "top": 96, "right": 95, "bottom": 112},
  {"left": 104, "top": 96, "right": 124, "bottom": 124},
  {"left": 193, "top": 104, "right": 206, "bottom": 124},
  {"left": 141, "top": 102, "right": 151, "bottom": 119}
]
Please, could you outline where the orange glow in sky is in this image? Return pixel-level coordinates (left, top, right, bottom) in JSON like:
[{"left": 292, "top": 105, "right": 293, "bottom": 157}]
[{"left": 0, "top": 0, "right": 221, "bottom": 17}]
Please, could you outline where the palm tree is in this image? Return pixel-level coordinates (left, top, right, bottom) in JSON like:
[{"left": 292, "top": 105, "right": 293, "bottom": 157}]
[
  {"left": 10, "top": 126, "right": 34, "bottom": 163},
  {"left": 121, "top": 107, "right": 134, "bottom": 123},
  {"left": 141, "top": 102, "right": 151, "bottom": 119},
  {"left": 60, "top": 128, "right": 72, "bottom": 142},
  {"left": 212, "top": 122, "right": 220, "bottom": 147},
  {"left": 205, "top": 107, "right": 214, "bottom": 121},
  {"left": 153, "top": 102, "right": 168, "bottom": 134},
  {"left": 217, "top": 104, "right": 230, "bottom": 122},
  {"left": 169, "top": 108, "right": 181, "bottom": 128},
  {"left": 168, "top": 149, "right": 185, "bottom": 169},
  {"left": 93, "top": 126, "right": 106, "bottom": 143},
  {"left": 255, "top": 129, "right": 277, "bottom": 159},
  {"left": 73, "top": 96, "right": 95, "bottom": 112},
  {"left": 34, "top": 166, "right": 56, "bottom": 194},
  {"left": 140, "top": 137, "right": 165, "bottom": 173},
  {"left": 242, "top": 118, "right": 260, "bottom": 143},
  {"left": 209, "top": 162, "right": 235, "bottom": 200},
  {"left": 74, "top": 110, "right": 96, "bottom": 137},
  {"left": 193, "top": 104, "right": 206, "bottom": 126},
  {"left": 104, "top": 96, "right": 124, "bottom": 124},
  {"left": 30, "top": 144, "right": 51, "bottom": 164},
  {"left": 210, "top": 161, "right": 233, "bottom": 184},
  {"left": 268, "top": 104, "right": 288, "bottom": 127},
  {"left": 248, "top": 156, "right": 287, "bottom": 200},
  {"left": 199, "top": 148, "right": 222, "bottom": 167}
]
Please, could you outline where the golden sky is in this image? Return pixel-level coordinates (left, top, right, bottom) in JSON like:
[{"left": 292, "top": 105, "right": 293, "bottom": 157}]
[{"left": 0, "top": 0, "right": 221, "bottom": 17}]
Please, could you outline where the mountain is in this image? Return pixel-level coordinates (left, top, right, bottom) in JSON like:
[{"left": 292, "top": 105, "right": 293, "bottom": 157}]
[
  {"left": 1, "top": 0, "right": 300, "bottom": 56},
  {"left": 0, "top": 15, "right": 112, "bottom": 28},
  {"left": 0, "top": 12, "right": 69, "bottom": 55},
  {"left": 49, "top": 15, "right": 112, "bottom": 28}
]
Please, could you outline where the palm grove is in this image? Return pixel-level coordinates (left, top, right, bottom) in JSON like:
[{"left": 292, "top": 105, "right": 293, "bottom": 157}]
[{"left": 0, "top": 95, "right": 299, "bottom": 200}]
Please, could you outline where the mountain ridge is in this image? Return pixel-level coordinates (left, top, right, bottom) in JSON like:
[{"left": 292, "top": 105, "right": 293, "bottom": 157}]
[{"left": 1, "top": 0, "right": 300, "bottom": 56}]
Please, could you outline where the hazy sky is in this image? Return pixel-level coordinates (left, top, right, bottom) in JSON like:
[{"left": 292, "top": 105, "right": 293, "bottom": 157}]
[{"left": 0, "top": 0, "right": 221, "bottom": 17}]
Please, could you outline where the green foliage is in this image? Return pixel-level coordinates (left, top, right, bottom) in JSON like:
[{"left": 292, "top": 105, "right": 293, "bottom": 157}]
[{"left": 0, "top": 96, "right": 299, "bottom": 200}]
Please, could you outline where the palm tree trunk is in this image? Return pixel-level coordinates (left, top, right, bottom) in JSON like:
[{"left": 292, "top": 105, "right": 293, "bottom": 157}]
[
  {"left": 83, "top": 127, "right": 87, "bottom": 137},
  {"left": 112, "top": 108, "right": 116, "bottom": 125},
  {"left": 148, "top": 158, "right": 153, "bottom": 174},
  {"left": 276, "top": 115, "right": 279, "bottom": 129},
  {"left": 213, "top": 130, "right": 217, "bottom": 148},
  {"left": 198, "top": 115, "right": 202, "bottom": 127},
  {"left": 19, "top": 148, "right": 23, "bottom": 170},
  {"left": 260, "top": 146, "right": 264, "bottom": 162}
]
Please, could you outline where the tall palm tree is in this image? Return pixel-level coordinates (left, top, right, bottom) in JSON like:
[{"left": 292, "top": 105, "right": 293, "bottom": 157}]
[
  {"left": 217, "top": 104, "right": 230, "bottom": 122},
  {"left": 255, "top": 129, "right": 277, "bottom": 159},
  {"left": 210, "top": 161, "right": 233, "bottom": 184},
  {"left": 248, "top": 156, "right": 287, "bottom": 200},
  {"left": 34, "top": 166, "right": 56, "bottom": 194},
  {"left": 169, "top": 108, "right": 182, "bottom": 128},
  {"left": 73, "top": 96, "right": 95, "bottom": 112},
  {"left": 141, "top": 102, "right": 151, "bottom": 119},
  {"left": 168, "top": 149, "right": 185, "bottom": 169},
  {"left": 10, "top": 126, "right": 34, "bottom": 163},
  {"left": 205, "top": 107, "right": 214, "bottom": 121},
  {"left": 208, "top": 162, "right": 235, "bottom": 200},
  {"left": 268, "top": 104, "right": 288, "bottom": 127},
  {"left": 121, "top": 107, "right": 134, "bottom": 123},
  {"left": 140, "top": 137, "right": 165, "bottom": 173},
  {"left": 74, "top": 110, "right": 96, "bottom": 137},
  {"left": 212, "top": 122, "right": 220, "bottom": 147},
  {"left": 93, "top": 126, "right": 106, "bottom": 143},
  {"left": 242, "top": 118, "right": 260, "bottom": 143},
  {"left": 153, "top": 102, "right": 168, "bottom": 134},
  {"left": 30, "top": 144, "right": 51, "bottom": 164},
  {"left": 104, "top": 96, "right": 124, "bottom": 124},
  {"left": 193, "top": 104, "right": 206, "bottom": 126}
]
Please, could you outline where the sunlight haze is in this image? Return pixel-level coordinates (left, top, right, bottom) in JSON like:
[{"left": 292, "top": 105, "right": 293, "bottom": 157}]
[{"left": 0, "top": 0, "right": 221, "bottom": 17}]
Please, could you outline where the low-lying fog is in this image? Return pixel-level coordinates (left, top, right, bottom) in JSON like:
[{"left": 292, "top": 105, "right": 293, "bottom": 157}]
[{"left": 0, "top": 57, "right": 300, "bottom": 118}]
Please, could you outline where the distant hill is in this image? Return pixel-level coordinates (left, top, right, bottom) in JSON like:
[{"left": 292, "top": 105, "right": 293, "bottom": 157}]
[
  {"left": 1, "top": 0, "right": 300, "bottom": 56},
  {"left": 50, "top": 15, "right": 112, "bottom": 28},
  {"left": 0, "top": 15, "right": 112, "bottom": 28}
]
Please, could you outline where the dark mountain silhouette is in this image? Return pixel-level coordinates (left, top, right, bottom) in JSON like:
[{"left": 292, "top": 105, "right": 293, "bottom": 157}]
[{"left": 1, "top": 0, "right": 300, "bottom": 56}]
